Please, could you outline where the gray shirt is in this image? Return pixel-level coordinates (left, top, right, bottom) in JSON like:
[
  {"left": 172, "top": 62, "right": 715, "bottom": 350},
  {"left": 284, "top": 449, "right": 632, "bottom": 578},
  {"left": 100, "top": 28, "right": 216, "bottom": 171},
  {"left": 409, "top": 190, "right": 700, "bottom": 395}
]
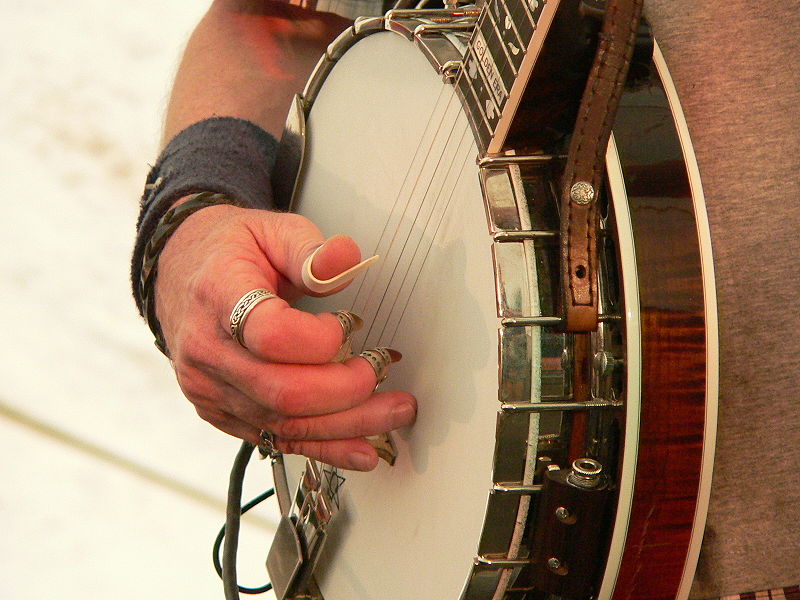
[{"left": 645, "top": 1, "right": 800, "bottom": 597}]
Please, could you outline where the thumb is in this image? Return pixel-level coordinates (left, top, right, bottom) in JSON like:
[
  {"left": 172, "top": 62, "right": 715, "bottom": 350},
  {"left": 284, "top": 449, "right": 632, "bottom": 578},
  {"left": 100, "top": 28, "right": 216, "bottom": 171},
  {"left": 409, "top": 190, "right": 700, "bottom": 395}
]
[{"left": 266, "top": 213, "right": 369, "bottom": 297}]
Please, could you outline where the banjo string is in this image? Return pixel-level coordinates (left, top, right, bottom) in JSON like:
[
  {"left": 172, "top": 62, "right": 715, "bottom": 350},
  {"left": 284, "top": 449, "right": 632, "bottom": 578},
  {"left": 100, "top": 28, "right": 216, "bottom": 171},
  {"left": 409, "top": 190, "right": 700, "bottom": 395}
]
[
  {"left": 366, "top": 64, "right": 480, "bottom": 347},
  {"left": 382, "top": 127, "right": 474, "bottom": 347},
  {"left": 361, "top": 91, "right": 468, "bottom": 347},
  {"left": 352, "top": 77, "right": 465, "bottom": 345},
  {"left": 347, "top": 80, "right": 454, "bottom": 319},
  {"left": 374, "top": 124, "right": 473, "bottom": 347}
]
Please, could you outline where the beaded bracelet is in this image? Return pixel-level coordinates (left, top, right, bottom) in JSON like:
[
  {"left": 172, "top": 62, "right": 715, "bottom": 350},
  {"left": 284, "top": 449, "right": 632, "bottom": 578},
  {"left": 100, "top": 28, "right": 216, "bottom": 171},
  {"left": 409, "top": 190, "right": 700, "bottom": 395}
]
[{"left": 137, "top": 192, "right": 241, "bottom": 357}]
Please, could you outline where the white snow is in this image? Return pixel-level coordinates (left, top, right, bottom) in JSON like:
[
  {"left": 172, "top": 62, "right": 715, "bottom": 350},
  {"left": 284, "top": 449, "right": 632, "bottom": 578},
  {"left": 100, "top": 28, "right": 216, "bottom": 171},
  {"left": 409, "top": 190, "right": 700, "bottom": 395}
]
[{"left": 0, "top": 2, "right": 280, "bottom": 598}]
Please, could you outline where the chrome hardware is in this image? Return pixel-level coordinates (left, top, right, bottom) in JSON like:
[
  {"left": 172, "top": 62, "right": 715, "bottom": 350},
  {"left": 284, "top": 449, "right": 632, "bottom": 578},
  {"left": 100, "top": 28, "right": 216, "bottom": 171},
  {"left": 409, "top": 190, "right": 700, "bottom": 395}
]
[
  {"left": 313, "top": 490, "right": 333, "bottom": 526},
  {"left": 386, "top": 7, "right": 482, "bottom": 20},
  {"left": 474, "top": 556, "right": 532, "bottom": 568},
  {"left": 493, "top": 230, "right": 558, "bottom": 241},
  {"left": 440, "top": 59, "right": 462, "bottom": 82},
  {"left": 593, "top": 350, "right": 621, "bottom": 377},
  {"left": 414, "top": 34, "right": 467, "bottom": 80},
  {"left": 267, "top": 516, "right": 306, "bottom": 600},
  {"left": 478, "top": 153, "right": 565, "bottom": 167},
  {"left": 413, "top": 22, "right": 477, "bottom": 35},
  {"left": 547, "top": 557, "right": 568, "bottom": 575},
  {"left": 570, "top": 181, "right": 595, "bottom": 205},
  {"left": 501, "top": 400, "right": 618, "bottom": 413},
  {"left": 599, "top": 313, "right": 623, "bottom": 321},
  {"left": 325, "top": 26, "right": 358, "bottom": 61},
  {"left": 492, "top": 231, "right": 558, "bottom": 243},
  {"left": 501, "top": 316, "right": 563, "bottom": 327},
  {"left": 492, "top": 482, "right": 544, "bottom": 494},
  {"left": 271, "top": 454, "right": 293, "bottom": 517},
  {"left": 386, "top": 7, "right": 480, "bottom": 40},
  {"left": 353, "top": 15, "right": 385, "bottom": 35},
  {"left": 365, "top": 432, "right": 398, "bottom": 465},
  {"left": 566, "top": 458, "right": 604, "bottom": 489},
  {"left": 302, "top": 55, "right": 336, "bottom": 105},
  {"left": 266, "top": 459, "right": 342, "bottom": 600},
  {"left": 275, "top": 95, "right": 307, "bottom": 211},
  {"left": 303, "top": 459, "right": 321, "bottom": 492},
  {"left": 493, "top": 313, "right": 620, "bottom": 327},
  {"left": 555, "top": 506, "right": 573, "bottom": 523}
]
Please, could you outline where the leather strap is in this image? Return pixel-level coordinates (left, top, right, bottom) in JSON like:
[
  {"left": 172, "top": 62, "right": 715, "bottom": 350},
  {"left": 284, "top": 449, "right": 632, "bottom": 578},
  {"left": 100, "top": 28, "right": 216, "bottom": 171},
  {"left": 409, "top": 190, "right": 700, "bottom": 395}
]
[{"left": 559, "top": 0, "right": 643, "bottom": 331}]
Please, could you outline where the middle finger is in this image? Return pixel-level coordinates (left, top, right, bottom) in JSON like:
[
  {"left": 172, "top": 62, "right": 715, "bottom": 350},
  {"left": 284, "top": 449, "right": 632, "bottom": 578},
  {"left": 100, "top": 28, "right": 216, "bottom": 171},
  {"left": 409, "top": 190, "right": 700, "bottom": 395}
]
[{"left": 219, "top": 352, "right": 397, "bottom": 417}]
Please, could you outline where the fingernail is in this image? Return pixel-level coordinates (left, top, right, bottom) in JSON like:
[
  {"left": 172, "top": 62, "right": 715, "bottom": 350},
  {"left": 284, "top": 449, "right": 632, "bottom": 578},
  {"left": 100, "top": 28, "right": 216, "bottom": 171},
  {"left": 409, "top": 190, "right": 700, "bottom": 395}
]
[
  {"left": 392, "top": 403, "right": 416, "bottom": 428},
  {"left": 349, "top": 452, "right": 376, "bottom": 471},
  {"left": 385, "top": 348, "right": 402, "bottom": 362}
]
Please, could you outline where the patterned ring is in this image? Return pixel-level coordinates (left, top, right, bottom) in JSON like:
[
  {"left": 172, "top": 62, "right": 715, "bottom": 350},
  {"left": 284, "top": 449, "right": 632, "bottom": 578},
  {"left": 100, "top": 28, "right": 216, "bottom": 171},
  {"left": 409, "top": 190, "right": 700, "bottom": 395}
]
[
  {"left": 334, "top": 310, "right": 363, "bottom": 341},
  {"left": 229, "top": 288, "right": 278, "bottom": 349},
  {"left": 258, "top": 429, "right": 280, "bottom": 459},
  {"left": 359, "top": 347, "right": 394, "bottom": 384}
]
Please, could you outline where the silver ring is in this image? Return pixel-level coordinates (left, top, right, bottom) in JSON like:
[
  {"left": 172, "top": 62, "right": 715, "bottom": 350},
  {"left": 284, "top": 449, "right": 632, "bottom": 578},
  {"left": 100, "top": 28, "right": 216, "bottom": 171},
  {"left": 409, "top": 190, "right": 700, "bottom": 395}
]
[
  {"left": 229, "top": 288, "right": 277, "bottom": 348},
  {"left": 359, "top": 347, "right": 399, "bottom": 384},
  {"left": 258, "top": 429, "right": 280, "bottom": 459},
  {"left": 334, "top": 310, "right": 362, "bottom": 341}
]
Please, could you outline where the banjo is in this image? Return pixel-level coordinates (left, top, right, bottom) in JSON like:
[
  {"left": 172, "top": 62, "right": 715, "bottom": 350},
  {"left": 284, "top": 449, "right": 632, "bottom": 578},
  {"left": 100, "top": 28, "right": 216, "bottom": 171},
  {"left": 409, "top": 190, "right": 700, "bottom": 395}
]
[{"left": 263, "top": 1, "right": 718, "bottom": 598}]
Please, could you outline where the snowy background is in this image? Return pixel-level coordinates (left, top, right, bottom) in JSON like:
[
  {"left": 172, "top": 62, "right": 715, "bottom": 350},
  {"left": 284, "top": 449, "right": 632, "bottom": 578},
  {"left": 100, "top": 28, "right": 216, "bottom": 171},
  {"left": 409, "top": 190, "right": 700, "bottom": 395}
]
[{"left": 1, "top": 1, "right": 281, "bottom": 598}]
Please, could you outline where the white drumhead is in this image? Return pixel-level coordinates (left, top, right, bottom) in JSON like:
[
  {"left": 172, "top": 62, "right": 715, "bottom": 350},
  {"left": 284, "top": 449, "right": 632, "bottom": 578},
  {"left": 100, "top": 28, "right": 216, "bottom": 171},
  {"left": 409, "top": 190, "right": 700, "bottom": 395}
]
[{"left": 288, "top": 32, "right": 502, "bottom": 600}]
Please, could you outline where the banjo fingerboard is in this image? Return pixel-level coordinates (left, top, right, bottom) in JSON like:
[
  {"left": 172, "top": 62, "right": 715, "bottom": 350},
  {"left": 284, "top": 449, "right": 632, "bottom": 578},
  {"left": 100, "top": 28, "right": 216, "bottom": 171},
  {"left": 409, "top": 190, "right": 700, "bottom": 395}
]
[{"left": 455, "top": 0, "right": 548, "bottom": 153}]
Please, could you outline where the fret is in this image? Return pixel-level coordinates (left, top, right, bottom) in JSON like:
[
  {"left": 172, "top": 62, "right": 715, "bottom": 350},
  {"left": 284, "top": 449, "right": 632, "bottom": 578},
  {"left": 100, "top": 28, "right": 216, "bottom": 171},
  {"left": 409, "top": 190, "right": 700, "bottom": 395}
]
[
  {"left": 471, "top": 24, "right": 509, "bottom": 112},
  {"left": 456, "top": 73, "right": 492, "bottom": 152},
  {"left": 498, "top": 0, "right": 535, "bottom": 54},
  {"left": 489, "top": 0, "right": 526, "bottom": 74},
  {"left": 509, "top": 2, "right": 535, "bottom": 47},
  {"left": 454, "top": 0, "right": 553, "bottom": 154},
  {"left": 466, "top": 44, "right": 503, "bottom": 131},
  {"left": 517, "top": 0, "right": 543, "bottom": 29},
  {"left": 463, "top": 53, "right": 499, "bottom": 131},
  {"left": 484, "top": 4, "right": 518, "bottom": 80}
]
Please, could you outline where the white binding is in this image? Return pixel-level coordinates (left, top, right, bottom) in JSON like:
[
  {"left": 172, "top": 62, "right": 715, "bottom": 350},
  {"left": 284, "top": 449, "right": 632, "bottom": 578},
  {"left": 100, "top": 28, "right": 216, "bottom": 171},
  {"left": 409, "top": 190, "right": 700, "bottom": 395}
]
[
  {"left": 652, "top": 40, "right": 720, "bottom": 600},
  {"left": 595, "top": 133, "right": 642, "bottom": 600}
]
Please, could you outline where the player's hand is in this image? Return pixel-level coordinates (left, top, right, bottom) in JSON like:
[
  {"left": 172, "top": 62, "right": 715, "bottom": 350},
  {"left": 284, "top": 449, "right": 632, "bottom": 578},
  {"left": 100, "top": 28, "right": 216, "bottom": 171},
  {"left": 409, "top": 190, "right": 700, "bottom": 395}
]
[{"left": 154, "top": 204, "right": 417, "bottom": 471}]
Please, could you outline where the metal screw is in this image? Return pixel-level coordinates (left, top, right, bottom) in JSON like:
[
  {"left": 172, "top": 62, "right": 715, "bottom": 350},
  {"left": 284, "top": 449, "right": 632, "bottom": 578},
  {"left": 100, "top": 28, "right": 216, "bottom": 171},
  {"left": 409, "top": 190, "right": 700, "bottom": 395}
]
[
  {"left": 570, "top": 181, "right": 595, "bottom": 205},
  {"left": 547, "top": 557, "right": 568, "bottom": 575}
]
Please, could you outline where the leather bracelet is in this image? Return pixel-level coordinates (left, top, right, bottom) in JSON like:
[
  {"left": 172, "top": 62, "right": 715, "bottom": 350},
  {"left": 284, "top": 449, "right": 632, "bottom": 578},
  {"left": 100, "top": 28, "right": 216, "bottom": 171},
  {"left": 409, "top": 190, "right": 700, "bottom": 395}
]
[
  {"left": 137, "top": 192, "right": 241, "bottom": 357},
  {"left": 131, "top": 118, "right": 279, "bottom": 322}
]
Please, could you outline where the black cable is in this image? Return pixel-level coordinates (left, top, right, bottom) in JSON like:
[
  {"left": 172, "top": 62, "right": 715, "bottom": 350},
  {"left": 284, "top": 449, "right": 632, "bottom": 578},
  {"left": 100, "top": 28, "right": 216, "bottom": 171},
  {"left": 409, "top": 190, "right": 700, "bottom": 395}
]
[{"left": 218, "top": 440, "right": 274, "bottom": 598}]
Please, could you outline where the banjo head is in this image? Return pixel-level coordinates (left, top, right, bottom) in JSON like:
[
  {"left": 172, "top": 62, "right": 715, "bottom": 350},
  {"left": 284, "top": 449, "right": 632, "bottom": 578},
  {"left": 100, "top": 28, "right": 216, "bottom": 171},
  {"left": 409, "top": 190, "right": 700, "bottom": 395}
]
[{"left": 289, "top": 31, "right": 509, "bottom": 600}]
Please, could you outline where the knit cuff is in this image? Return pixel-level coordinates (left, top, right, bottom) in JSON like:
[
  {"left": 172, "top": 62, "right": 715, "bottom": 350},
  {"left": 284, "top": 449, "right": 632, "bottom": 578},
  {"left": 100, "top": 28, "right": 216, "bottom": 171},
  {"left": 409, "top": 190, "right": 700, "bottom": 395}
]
[{"left": 131, "top": 117, "right": 279, "bottom": 315}]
